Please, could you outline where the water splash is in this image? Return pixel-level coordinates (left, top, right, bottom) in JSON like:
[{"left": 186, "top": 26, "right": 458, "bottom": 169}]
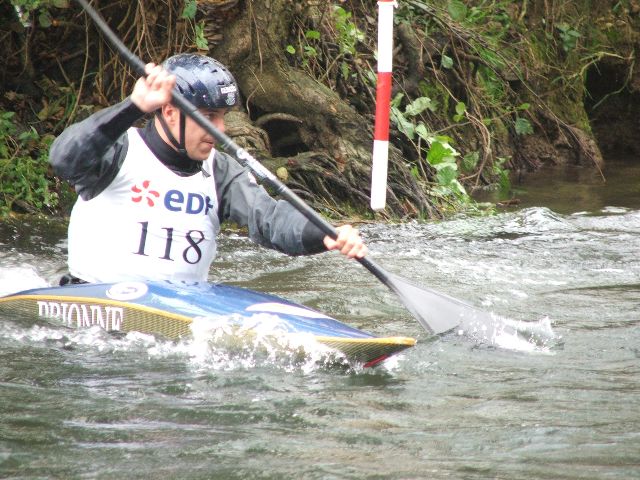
[
  {"left": 0, "top": 266, "right": 48, "bottom": 296},
  {"left": 0, "top": 311, "right": 363, "bottom": 373},
  {"left": 184, "top": 314, "right": 353, "bottom": 373},
  {"left": 455, "top": 311, "right": 558, "bottom": 353}
]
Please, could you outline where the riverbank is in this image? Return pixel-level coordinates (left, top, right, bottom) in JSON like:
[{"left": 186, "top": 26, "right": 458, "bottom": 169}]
[{"left": 1, "top": 1, "right": 639, "bottom": 220}]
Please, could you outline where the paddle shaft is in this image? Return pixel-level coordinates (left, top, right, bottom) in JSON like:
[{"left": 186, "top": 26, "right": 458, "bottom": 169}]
[{"left": 75, "top": 0, "right": 397, "bottom": 300}]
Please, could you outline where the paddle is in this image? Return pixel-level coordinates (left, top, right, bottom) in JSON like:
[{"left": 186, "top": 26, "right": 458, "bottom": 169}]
[{"left": 73, "top": 0, "right": 494, "bottom": 335}]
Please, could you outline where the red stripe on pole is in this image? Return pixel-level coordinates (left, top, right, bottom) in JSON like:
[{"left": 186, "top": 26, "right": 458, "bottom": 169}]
[{"left": 374, "top": 71, "right": 392, "bottom": 141}]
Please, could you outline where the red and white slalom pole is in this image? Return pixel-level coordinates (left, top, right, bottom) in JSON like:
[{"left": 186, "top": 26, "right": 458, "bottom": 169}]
[{"left": 370, "top": 0, "right": 396, "bottom": 211}]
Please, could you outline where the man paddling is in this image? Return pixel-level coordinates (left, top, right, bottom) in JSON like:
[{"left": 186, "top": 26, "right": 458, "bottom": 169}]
[{"left": 50, "top": 53, "right": 367, "bottom": 285}]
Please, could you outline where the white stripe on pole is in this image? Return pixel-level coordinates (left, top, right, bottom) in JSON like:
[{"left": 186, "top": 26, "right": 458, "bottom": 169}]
[
  {"left": 370, "top": 0, "right": 396, "bottom": 211},
  {"left": 371, "top": 139, "right": 389, "bottom": 211}
]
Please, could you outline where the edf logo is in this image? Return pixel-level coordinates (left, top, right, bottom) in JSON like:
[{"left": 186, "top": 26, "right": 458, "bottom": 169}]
[
  {"left": 131, "top": 181, "right": 214, "bottom": 215},
  {"left": 164, "top": 189, "right": 214, "bottom": 215}
]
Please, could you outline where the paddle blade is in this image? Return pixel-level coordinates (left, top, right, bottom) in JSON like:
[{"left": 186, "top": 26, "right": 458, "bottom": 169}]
[{"left": 384, "top": 272, "right": 493, "bottom": 335}]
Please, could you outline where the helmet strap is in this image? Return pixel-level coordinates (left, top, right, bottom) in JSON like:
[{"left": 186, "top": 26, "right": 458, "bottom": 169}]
[{"left": 157, "top": 109, "right": 188, "bottom": 156}]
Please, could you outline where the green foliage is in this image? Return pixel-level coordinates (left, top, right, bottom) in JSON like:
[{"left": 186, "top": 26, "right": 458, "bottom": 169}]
[
  {"left": 181, "top": 0, "right": 198, "bottom": 19},
  {"left": 514, "top": 117, "right": 533, "bottom": 135},
  {"left": 461, "top": 150, "right": 479, "bottom": 173},
  {"left": 556, "top": 23, "right": 581, "bottom": 52},
  {"left": 180, "top": 0, "right": 208, "bottom": 51},
  {"left": 0, "top": 111, "right": 59, "bottom": 216},
  {"left": 453, "top": 101, "right": 466, "bottom": 122},
  {"left": 11, "top": 0, "right": 69, "bottom": 28},
  {"left": 287, "top": 5, "right": 366, "bottom": 87},
  {"left": 417, "top": 80, "right": 448, "bottom": 116},
  {"left": 333, "top": 6, "right": 364, "bottom": 56},
  {"left": 333, "top": 6, "right": 364, "bottom": 81},
  {"left": 426, "top": 136, "right": 467, "bottom": 199},
  {"left": 492, "top": 157, "right": 511, "bottom": 193},
  {"left": 194, "top": 22, "right": 208, "bottom": 50},
  {"left": 391, "top": 93, "right": 434, "bottom": 140},
  {"left": 392, "top": 0, "right": 605, "bottom": 208},
  {"left": 286, "top": 30, "right": 320, "bottom": 66},
  {"left": 305, "top": 30, "right": 321, "bottom": 41},
  {"left": 388, "top": 0, "right": 555, "bottom": 213},
  {"left": 390, "top": 93, "right": 470, "bottom": 206},
  {"left": 447, "top": 0, "right": 467, "bottom": 22},
  {"left": 476, "top": 64, "right": 506, "bottom": 105},
  {"left": 440, "top": 54, "right": 454, "bottom": 69}
]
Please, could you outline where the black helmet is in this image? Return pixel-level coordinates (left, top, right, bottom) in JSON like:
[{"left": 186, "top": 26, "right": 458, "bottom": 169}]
[{"left": 163, "top": 53, "right": 238, "bottom": 109}]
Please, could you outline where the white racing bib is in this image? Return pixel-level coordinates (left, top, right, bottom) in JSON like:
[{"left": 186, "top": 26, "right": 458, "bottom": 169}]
[{"left": 68, "top": 128, "right": 220, "bottom": 283}]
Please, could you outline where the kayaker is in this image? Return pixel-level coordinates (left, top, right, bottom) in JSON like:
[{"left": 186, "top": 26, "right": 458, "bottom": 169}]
[{"left": 50, "top": 53, "right": 367, "bottom": 285}]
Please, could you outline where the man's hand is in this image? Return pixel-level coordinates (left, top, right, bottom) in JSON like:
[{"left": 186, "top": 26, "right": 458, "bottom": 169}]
[
  {"left": 130, "top": 63, "right": 176, "bottom": 113},
  {"left": 323, "top": 225, "right": 368, "bottom": 259}
]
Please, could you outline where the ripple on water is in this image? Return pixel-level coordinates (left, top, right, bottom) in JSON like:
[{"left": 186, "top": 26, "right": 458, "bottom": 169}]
[{"left": 2, "top": 205, "right": 640, "bottom": 478}]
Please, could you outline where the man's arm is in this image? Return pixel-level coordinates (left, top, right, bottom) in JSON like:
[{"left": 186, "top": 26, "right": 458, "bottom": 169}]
[
  {"left": 50, "top": 63, "right": 174, "bottom": 201},
  {"left": 213, "top": 152, "right": 327, "bottom": 255},
  {"left": 49, "top": 99, "right": 144, "bottom": 200}
]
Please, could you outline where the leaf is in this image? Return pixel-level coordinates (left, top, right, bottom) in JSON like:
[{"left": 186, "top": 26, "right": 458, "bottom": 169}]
[
  {"left": 181, "top": 0, "right": 197, "bottom": 20},
  {"left": 415, "top": 123, "right": 431, "bottom": 142},
  {"left": 286, "top": 45, "right": 296, "bottom": 55},
  {"left": 305, "top": 30, "right": 321, "bottom": 40},
  {"left": 333, "top": 6, "right": 348, "bottom": 20},
  {"left": 515, "top": 117, "right": 533, "bottom": 135},
  {"left": 303, "top": 46, "right": 317, "bottom": 57},
  {"left": 453, "top": 101, "right": 466, "bottom": 121},
  {"left": 38, "top": 11, "right": 52, "bottom": 28},
  {"left": 427, "top": 141, "right": 453, "bottom": 166},
  {"left": 390, "top": 92, "right": 405, "bottom": 108},
  {"left": 447, "top": 0, "right": 468, "bottom": 22},
  {"left": 391, "top": 106, "right": 415, "bottom": 139},
  {"left": 434, "top": 134, "right": 455, "bottom": 144},
  {"left": 195, "top": 22, "right": 208, "bottom": 50},
  {"left": 436, "top": 164, "right": 458, "bottom": 186},
  {"left": 434, "top": 135, "right": 459, "bottom": 157},
  {"left": 494, "top": 156, "right": 508, "bottom": 168},
  {"left": 405, "top": 96, "right": 434, "bottom": 116},
  {"left": 1, "top": 111, "right": 16, "bottom": 122},
  {"left": 449, "top": 179, "right": 468, "bottom": 197},
  {"left": 462, "top": 151, "right": 479, "bottom": 172},
  {"left": 365, "top": 69, "right": 377, "bottom": 85},
  {"left": 433, "top": 161, "right": 458, "bottom": 172},
  {"left": 441, "top": 54, "right": 454, "bottom": 69},
  {"left": 516, "top": 103, "right": 530, "bottom": 111}
]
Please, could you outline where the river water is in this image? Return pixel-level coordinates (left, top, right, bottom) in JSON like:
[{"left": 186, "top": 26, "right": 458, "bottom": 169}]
[{"left": 1, "top": 160, "right": 639, "bottom": 479}]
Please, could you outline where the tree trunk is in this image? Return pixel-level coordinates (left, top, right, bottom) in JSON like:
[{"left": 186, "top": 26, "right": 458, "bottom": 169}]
[{"left": 210, "top": 0, "right": 434, "bottom": 218}]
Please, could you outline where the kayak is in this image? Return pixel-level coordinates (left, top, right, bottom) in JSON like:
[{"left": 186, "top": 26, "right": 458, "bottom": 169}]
[{"left": 0, "top": 281, "right": 416, "bottom": 367}]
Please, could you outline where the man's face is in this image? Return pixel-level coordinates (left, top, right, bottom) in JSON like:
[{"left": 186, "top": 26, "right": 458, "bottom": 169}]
[
  {"left": 162, "top": 105, "right": 226, "bottom": 161},
  {"left": 183, "top": 109, "right": 226, "bottom": 161}
]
